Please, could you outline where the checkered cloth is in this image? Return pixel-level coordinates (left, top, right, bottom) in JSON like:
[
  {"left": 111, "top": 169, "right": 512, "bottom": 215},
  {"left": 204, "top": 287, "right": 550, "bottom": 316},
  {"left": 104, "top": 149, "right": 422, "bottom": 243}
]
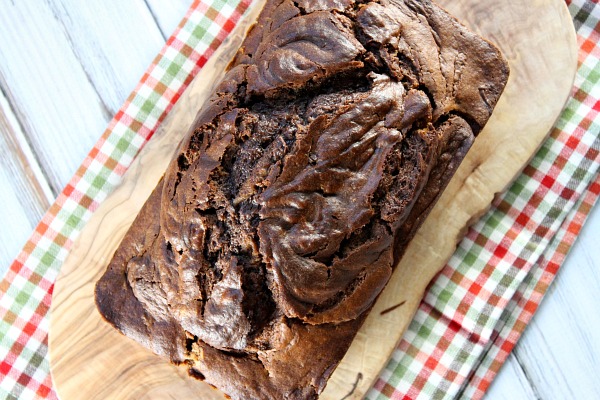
[{"left": 0, "top": 0, "right": 598, "bottom": 398}]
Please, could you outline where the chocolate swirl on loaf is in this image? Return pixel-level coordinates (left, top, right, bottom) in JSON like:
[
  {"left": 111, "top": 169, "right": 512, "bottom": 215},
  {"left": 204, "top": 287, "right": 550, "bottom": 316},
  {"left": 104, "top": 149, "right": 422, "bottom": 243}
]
[{"left": 95, "top": 0, "right": 508, "bottom": 398}]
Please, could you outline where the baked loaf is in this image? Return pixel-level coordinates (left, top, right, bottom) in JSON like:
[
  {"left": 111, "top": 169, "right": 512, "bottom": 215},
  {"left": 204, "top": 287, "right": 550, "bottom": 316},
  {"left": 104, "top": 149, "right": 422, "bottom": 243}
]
[{"left": 95, "top": 0, "right": 509, "bottom": 398}]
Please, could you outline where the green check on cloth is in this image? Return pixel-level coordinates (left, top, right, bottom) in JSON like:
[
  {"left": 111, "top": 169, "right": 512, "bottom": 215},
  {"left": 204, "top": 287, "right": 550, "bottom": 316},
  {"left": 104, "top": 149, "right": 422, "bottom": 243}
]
[{"left": 1, "top": 0, "right": 599, "bottom": 398}]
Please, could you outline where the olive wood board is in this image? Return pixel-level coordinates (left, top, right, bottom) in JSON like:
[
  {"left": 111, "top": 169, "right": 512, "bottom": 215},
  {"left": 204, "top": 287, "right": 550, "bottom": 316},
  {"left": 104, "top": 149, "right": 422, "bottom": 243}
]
[{"left": 49, "top": 0, "right": 577, "bottom": 398}]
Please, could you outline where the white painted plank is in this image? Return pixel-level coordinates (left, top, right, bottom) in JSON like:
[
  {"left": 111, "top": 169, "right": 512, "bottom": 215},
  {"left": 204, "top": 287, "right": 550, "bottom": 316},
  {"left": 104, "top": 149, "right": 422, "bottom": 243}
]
[
  {"left": 0, "top": 164, "right": 40, "bottom": 274},
  {"left": 0, "top": 0, "right": 166, "bottom": 271},
  {"left": 47, "top": 0, "right": 166, "bottom": 114},
  {"left": 0, "top": 90, "right": 54, "bottom": 209},
  {"left": 0, "top": 1, "right": 117, "bottom": 194},
  {"left": 0, "top": 0, "right": 165, "bottom": 195},
  {"left": 0, "top": 91, "right": 53, "bottom": 275},
  {"left": 485, "top": 353, "right": 538, "bottom": 400},
  {"left": 145, "top": 0, "right": 194, "bottom": 39}
]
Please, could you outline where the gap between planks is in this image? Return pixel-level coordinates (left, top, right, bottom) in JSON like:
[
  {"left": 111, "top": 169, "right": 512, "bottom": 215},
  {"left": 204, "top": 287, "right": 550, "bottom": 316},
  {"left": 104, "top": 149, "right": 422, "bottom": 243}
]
[{"left": 0, "top": 86, "right": 54, "bottom": 273}]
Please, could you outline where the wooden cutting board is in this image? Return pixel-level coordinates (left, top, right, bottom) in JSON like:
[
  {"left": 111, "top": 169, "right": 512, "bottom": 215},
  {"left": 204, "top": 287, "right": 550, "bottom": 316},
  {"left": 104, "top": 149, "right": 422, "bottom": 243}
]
[{"left": 49, "top": 0, "right": 577, "bottom": 399}]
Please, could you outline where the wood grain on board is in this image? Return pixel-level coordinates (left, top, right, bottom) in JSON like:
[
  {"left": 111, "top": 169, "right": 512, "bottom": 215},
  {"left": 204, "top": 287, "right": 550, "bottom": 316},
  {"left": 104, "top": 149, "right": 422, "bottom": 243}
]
[{"left": 49, "top": 0, "right": 577, "bottom": 399}]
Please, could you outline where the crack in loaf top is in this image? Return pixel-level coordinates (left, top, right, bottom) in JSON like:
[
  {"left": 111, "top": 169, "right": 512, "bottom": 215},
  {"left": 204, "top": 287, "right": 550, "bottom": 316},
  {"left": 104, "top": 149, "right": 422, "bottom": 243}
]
[{"left": 95, "top": 0, "right": 508, "bottom": 398}]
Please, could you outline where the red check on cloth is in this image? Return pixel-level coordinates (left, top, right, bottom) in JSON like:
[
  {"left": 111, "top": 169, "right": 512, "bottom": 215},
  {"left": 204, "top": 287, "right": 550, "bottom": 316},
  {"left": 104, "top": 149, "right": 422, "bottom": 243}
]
[{"left": 1, "top": 0, "right": 599, "bottom": 398}]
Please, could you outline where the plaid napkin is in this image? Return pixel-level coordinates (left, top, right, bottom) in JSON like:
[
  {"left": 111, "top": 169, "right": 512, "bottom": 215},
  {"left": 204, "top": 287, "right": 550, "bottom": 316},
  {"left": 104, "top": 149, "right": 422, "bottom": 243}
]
[{"left": 0, "top": 0, "right": 598, "bottom": 399}]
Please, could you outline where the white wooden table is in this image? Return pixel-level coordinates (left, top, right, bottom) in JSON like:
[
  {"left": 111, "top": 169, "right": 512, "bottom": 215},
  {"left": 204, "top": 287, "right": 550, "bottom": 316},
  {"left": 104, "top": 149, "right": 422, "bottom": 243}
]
[{"left": 0, "top": 1, "right": 598, "bottom": 398}]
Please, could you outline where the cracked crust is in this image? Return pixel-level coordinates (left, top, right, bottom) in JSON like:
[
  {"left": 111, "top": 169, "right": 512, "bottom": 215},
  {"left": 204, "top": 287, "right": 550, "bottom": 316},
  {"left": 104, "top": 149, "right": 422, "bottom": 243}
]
[{"left": 95, "top": 0, "right": 508, "bottom": 398}]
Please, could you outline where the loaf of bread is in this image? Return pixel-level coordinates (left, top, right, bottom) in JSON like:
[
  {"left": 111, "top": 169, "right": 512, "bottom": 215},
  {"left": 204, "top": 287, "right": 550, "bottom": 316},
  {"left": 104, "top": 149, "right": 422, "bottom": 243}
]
[{"left": 95, "top": 0, "right": 509, "bottom": 398}]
